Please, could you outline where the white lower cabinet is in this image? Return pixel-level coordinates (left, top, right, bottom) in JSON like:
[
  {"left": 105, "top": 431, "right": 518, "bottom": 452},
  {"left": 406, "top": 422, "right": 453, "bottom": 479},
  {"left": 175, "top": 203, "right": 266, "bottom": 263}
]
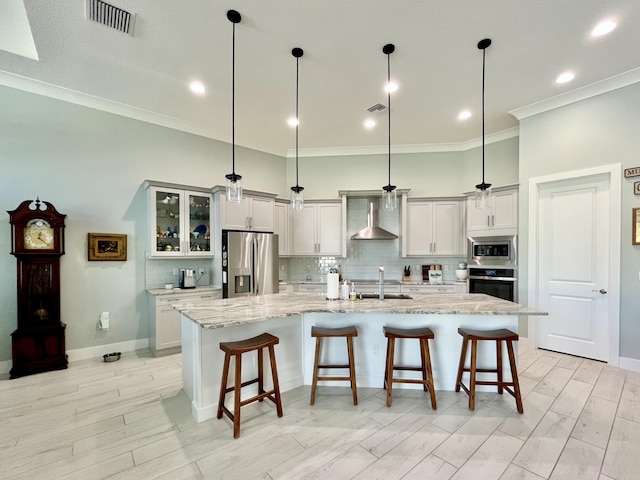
[
  {"left": 401, "top": 283, "right": 467, "bottom": 294},
  {"left": 353, "top": 284, "right": 401, "bottom": 294},
  {"left": 148, "top": 289, "right": 221, "bottom": 356},
  {"left": 279, "top": 283, "right": 295, "bottom": 293},
  {"left": 296, "top": 283, "right": 325, "bottom": 293}
]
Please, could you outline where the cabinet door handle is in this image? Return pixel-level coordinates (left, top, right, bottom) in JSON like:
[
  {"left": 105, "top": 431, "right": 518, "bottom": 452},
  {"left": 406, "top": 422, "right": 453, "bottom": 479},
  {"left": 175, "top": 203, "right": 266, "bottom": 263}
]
[
  {"left": 491, "top": 215, "right": 495, "bottom": 227},
  {"left": 487, "top": 215, "right": 490, "bottom": 227}
]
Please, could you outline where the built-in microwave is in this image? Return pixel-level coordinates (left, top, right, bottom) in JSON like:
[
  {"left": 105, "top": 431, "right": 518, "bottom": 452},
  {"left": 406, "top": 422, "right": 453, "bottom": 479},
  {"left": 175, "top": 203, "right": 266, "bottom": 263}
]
[{"left": 467, "top": 235, "right": 517, "bottom": 266}]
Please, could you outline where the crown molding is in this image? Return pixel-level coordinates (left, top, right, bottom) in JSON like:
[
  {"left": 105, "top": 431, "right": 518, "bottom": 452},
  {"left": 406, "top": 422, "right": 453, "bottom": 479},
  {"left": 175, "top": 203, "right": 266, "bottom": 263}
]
[
  {"left": 509, "top": 67, "right": 640, "bottom": 121},
  {"left": 286, "top": 127, "right": 520, "bottom": 158}
]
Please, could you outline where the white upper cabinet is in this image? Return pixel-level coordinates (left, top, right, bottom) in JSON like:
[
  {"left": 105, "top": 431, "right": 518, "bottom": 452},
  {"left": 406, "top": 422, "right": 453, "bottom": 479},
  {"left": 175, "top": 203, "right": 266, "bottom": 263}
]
[
  {"left": 402, "top": 198, "right": 465, "bottom": 257},
  {"left": 291, "top": 201, "right": 343, "bottom": 256},
  {"left": 216, "top": 190, "right": 276, "bottom": 232},
  {"left": 145, "top": 181, "right": 214, "bottom": 258},
  {"left": 274, "top": 200, "right": 291, "bottom": 256},
  {"left": 466, "top": 187, "right": 518, "bottom": 236}
]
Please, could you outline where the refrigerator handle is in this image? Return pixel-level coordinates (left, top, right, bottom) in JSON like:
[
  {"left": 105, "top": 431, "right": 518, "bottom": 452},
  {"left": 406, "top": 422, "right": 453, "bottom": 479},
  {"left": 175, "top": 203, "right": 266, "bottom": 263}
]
[{"left": 253, "top": 237, "right": 259, "bottom": 295}]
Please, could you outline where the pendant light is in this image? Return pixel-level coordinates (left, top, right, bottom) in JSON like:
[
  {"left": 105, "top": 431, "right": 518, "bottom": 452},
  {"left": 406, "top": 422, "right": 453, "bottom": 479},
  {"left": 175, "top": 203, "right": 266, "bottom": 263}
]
[
  {"left": 382, "top": 43, "right": 397, "bottom": 211},
  {"left": 225, "top": 9, "right": 243, "bottom": 203},
  {"left": 475, "top": 38, "right": 492, "bottom": 209},
  {"left": 290, "top": 47, "right": 304, "bottom": 211}
]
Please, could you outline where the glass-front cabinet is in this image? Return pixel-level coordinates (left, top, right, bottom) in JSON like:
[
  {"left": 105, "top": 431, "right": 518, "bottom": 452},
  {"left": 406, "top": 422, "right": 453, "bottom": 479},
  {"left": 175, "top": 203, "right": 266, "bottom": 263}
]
[{"left": 145, "top": 181, "right": 214, "bottom": 258}]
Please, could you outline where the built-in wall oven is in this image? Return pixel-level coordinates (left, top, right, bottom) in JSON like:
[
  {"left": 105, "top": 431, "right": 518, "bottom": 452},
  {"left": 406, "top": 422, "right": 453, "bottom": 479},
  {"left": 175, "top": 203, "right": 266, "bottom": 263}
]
[{"left": 467, "top": 235, "right": 517, "bottom": 302}]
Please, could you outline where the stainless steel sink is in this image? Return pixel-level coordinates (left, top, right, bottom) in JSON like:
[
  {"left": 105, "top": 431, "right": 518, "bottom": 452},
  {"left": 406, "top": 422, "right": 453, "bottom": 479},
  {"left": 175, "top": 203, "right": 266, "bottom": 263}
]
[{"left": 357, "top": 293, "right": 412, "bottom": 300}]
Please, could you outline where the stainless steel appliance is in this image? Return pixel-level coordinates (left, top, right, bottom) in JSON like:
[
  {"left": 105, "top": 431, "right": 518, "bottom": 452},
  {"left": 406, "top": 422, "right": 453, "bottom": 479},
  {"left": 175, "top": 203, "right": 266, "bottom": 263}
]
[
  {"left": 467, "top": 235, "right": 517, "bottom": 266},
  {"left": 180, "top": 269, "right": 196, "bottom": 289},
  {"left": 221, "top": 230, "right": 279, "bottom": 298},
  {"left": 468, "top": 267, "right": 517, "bottom": 302},
  {"left": 467, "top": 235, "right": 517, "bottom": 301}
]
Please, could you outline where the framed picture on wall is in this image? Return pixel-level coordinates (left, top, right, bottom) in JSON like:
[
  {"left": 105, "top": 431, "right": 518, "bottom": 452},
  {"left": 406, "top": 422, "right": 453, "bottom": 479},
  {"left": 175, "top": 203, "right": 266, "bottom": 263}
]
[
  {"left": 633, "top": 208, "right": 640, "bottom": 246},
  {"left": 88, "top": 233, "right": 127, "bottom": 261}
]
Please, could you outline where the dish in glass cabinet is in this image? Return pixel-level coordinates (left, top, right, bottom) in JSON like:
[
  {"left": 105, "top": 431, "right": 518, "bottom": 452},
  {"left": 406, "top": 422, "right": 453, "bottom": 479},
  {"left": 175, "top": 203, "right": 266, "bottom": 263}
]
[{"left": 194, "top": 224, "right": 208, "bottom": 237}]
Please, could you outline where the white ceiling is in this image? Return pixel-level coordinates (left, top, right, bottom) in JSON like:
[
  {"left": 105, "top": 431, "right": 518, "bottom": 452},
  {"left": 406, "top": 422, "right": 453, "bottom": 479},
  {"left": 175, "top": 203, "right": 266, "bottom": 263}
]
[{"left": 1, "top": 0, "right": 640, "bottom": 157}]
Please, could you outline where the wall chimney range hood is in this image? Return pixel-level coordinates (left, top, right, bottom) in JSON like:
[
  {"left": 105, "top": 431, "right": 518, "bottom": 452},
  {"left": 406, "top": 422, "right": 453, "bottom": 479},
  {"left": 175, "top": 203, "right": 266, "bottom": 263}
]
[{"left": 351, "top": 198, "right": 397, "bottom": 240}]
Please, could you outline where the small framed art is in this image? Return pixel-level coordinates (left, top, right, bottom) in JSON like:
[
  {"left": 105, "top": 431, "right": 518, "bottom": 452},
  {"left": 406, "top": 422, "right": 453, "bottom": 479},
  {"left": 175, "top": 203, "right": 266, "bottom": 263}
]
[
  {"left": 633, "top": 208, "right": 640, "bottom": 246},
  {"left": 88, "top": 233, "right": 127, "bottom": 261}
]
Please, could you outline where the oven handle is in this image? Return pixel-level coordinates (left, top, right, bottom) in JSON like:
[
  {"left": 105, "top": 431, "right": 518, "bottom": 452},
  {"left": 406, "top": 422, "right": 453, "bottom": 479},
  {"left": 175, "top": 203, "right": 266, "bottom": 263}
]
[{"left": 468, "top": 275, "right": 517, "bottom": 282}]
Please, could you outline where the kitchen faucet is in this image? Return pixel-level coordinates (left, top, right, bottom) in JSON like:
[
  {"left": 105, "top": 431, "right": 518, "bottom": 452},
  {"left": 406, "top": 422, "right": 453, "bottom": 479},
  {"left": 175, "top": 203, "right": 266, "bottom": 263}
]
[{"left": 379, "top": 266, "right": 384, "bottom": 300}]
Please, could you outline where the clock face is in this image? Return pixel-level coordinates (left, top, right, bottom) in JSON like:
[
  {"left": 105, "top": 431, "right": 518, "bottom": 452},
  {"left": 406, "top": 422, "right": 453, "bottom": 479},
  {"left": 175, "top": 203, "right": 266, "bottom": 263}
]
[{"left": 24, "top": 219, "right": 54, "bottom": 249}]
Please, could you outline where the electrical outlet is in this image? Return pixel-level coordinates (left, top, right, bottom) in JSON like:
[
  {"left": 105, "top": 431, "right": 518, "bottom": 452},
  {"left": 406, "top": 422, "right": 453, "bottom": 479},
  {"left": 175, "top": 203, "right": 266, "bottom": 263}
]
[
  {"left": 198, "top": 268, "right": 205, "bottom": 275},
  {"left": 372, "top": 344, "right": 379, "bottom": 357}
]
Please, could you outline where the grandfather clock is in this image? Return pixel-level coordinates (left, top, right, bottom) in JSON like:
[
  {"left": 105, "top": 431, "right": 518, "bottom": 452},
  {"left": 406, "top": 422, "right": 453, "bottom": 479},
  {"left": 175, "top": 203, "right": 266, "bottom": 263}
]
[{"left": 8, "top": 198, "right": 68, "bottom": 378}]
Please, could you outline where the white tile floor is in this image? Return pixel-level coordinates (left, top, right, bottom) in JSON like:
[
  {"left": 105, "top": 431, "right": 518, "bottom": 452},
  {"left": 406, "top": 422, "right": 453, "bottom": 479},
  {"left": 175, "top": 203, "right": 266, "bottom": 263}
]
[{"left": 1, "top": 340, "right": 639, "bottom": 479}]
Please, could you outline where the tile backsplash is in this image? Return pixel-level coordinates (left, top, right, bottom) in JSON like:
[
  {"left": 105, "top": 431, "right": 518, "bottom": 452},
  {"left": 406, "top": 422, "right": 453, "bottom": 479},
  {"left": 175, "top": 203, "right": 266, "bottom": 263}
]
[
  {"left": 145, "top": 258, "right": 213, "bottom": 289},
  {"left": 282, "top": 197, "right": 465, "bottom": 283}
]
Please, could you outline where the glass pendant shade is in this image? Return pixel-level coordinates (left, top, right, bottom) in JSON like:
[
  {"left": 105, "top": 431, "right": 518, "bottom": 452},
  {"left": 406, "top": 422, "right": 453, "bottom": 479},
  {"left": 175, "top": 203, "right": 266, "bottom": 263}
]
[
  {"left": 382, "top": 186, "right": 397, "bottom": 211},
  {"left": 291, "top": 186, "right": 304, "bottom": 211},
  {"left": 474, "top": 184, "right": 492, "bottom": 209},
  {"left": 225, "top": 173, "right": 242, "bottom": 203}
]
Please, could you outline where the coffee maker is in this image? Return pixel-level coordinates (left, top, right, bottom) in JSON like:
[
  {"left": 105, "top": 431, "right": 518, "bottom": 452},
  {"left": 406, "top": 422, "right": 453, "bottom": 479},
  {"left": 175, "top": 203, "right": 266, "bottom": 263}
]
[{"left": 180, "top": 269, "right": 196, "bottom": 289}]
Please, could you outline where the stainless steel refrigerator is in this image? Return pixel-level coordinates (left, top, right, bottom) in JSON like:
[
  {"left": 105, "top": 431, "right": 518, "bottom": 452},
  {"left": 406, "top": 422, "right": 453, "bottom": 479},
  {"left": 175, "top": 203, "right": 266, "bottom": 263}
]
[{"left": 221, "top": 230, "right": 279, "bottom": 298}]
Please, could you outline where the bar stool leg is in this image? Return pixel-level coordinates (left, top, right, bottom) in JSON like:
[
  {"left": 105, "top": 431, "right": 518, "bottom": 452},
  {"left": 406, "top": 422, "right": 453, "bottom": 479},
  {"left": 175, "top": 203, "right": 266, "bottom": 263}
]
[
  {"left": 383, "top": 336, "right": 392, "bottom": 391},
  {"left": 507, "top": 340, "right": 524, "bottom": 413},
  {"left": 268, "top": 344, "right": 283, "bottom": 417},
  {"left": 469, "top": 339, "right": 478, "bottom": 411},
  {"left": 496, "top": 339, "right": 504, "bottom": 394},
  {"left": 217, "top": 352, "right": 231, "bottom": 419},
  {"left": 385, "top": 337, "right": 396, "bottom": 407},
  {"left": 347, "top": 336, "right": 358, "bottom": 406},
  {"left": 257, "top": 347, "right": 265, "bottom": 399},
  {"left": 455, "top": 337, "right": 468, "bottom": 392},
  {"left": 310, "top": 336, "right": 322, "bottom": 406},
  {"left": 233, "top": 354, "right": 242, "bottom": 438},
  {"left": 422, "top": 338, "right": 437, "bottom": 410}
]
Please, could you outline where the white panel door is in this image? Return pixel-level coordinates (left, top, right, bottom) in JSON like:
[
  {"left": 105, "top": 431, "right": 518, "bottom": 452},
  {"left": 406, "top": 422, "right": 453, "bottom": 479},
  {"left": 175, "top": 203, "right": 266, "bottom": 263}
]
[
  {"left": 291, "top": 205, "right": 316, "bottom": 255},
  {"left": 406, "top": 202, "right": 433, "bottom": 255},
  {"left": 433, "top": 201, "right": 461, "bottom": 255},
  {"left": 537, "top": 175, "right": 610, "bottom": 361}
]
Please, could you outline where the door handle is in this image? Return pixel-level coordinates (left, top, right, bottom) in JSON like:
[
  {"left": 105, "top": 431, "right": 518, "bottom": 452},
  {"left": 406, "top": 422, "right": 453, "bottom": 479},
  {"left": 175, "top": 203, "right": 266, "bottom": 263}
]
[{"left": 592, "top": 289, "right": 607, "bottom": 294}]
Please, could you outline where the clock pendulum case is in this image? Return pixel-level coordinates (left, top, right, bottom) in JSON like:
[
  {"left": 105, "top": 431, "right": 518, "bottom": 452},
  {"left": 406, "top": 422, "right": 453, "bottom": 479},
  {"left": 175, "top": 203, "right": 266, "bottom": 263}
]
[{"left": 8, "top": 198, "right": 68, "bottom": 378}]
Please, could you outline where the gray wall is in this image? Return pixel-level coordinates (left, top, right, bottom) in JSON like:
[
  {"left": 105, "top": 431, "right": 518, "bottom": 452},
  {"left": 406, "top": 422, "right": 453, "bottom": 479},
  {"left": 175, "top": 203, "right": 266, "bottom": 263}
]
[
  {"left": 0, "top": 86, "right": 287, "bottom": 363},
  {"left": 287, "top": 136, "right": 519, "bottom": 199},
  {"left": 518, "top": 82, "right": 640, "bottom": 360}
]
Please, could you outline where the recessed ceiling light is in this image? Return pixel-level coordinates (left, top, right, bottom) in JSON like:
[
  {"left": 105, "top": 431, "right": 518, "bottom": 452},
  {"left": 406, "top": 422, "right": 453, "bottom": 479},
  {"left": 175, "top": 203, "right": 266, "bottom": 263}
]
[
  {"left": 189, "top": 80, "right": 206, "bottom": 95},
  {"left": 364, "top": 119, "right": 376, "bottom": 129},
  {"left": 458, "top": 110, "right": 472, "bottom": 120},
  {"left": 591, "top": 19, "right": 617, "bottom": 37},
  {"left": 287, "top": 117, "right": 299, "bottom": 127},
  {"left": 384, "top": 82, "right": 398, "bottom": 94},
  {"left": 556, "top": 71, "right": 575, "bottom": 84}
]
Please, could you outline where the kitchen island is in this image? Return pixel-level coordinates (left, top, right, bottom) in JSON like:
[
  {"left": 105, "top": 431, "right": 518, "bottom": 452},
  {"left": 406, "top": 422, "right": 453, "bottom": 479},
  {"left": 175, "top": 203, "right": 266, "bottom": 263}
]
[{"left": 178, "top": 293, "right": 546, "bottom": 422}]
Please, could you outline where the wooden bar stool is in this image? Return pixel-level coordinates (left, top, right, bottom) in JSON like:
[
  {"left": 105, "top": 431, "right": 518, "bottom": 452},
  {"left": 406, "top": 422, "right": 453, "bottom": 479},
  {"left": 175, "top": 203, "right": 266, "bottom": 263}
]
[
  {"left": 455, "top": 327, "right": 523, "bottom": 414},
  {"left": 383, "top": 326, "right": 437, "bottom": 409},
  {"left": 217, "top": 332, "right": 283, "bottom": 438},
  {"left": 310, "top": 325, "right": 358, "bottom": 406}
]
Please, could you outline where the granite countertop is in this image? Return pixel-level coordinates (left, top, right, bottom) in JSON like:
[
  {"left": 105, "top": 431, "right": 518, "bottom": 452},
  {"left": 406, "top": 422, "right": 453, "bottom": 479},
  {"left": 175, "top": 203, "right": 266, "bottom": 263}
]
[
  {"left": 147, "top": 285, "right": 222, "bottom": 296},
  {"left": 175, "top": 292, "right": 547, "bottom": 330}
]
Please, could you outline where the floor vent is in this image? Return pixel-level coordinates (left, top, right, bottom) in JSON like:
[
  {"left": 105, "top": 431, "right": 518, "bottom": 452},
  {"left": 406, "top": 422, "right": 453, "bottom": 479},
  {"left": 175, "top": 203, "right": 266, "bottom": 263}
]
[
  {"left": 85, "top": 0, "right": 136, "bottom": 35},
  {"left": 367, "top": 103, "right": 388, "bottom": 113}
]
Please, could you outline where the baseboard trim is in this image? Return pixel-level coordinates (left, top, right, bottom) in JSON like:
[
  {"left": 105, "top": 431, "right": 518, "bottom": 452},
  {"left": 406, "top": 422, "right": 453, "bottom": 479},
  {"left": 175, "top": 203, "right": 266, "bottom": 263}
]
[
  {"left": 619, "top": 356, "right": 640, "bottom": 373},
  {"left": 0, "top": 338, "right": 150, "bottom": 375}
]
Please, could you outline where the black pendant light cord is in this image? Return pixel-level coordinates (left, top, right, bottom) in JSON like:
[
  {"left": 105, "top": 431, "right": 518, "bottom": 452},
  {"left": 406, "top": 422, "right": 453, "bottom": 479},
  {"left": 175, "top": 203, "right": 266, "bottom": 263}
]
[
  {"left": 382, "top": 43, "right": 395, "bottom": 193},
  {"left": 291, "top": 47, "right": 304, "bottom": 194},
  {"left": 226, "top": 10, "right": 241, "bottom": 183},
  {"left": 476, "top": 38, "right": 492, "bottom": 191}
]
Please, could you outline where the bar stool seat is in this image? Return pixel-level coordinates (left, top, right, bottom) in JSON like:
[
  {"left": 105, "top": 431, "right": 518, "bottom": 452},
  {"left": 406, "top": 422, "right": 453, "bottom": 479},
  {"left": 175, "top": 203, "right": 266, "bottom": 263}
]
[
  {"left": 455, "top": 327, "right": 523, "bottom": 413},
  {"left": 383, "top": 326, "right": 437, "bottom": 409},
  {"left": 310, "top": 325, "right": 358, "bottom": 405},
  {"left": 217, "top": 332, "right": 283, "bottom": 438}
]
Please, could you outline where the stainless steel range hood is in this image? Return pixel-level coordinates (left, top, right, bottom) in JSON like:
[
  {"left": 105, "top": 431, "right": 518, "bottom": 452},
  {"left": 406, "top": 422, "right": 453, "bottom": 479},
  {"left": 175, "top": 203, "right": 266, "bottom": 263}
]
[{"left": 351, "top": 198, "right": 398, "bottom": 240}]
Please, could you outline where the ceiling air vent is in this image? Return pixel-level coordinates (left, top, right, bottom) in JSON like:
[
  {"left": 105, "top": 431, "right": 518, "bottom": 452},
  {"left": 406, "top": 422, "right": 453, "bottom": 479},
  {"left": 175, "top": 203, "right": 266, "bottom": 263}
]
[
  {"left": 367, "top": 103, "right": 388, "bottom": 113},
  {"left": 85, "top": 0, "right": 136, "bottom": 35}
]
